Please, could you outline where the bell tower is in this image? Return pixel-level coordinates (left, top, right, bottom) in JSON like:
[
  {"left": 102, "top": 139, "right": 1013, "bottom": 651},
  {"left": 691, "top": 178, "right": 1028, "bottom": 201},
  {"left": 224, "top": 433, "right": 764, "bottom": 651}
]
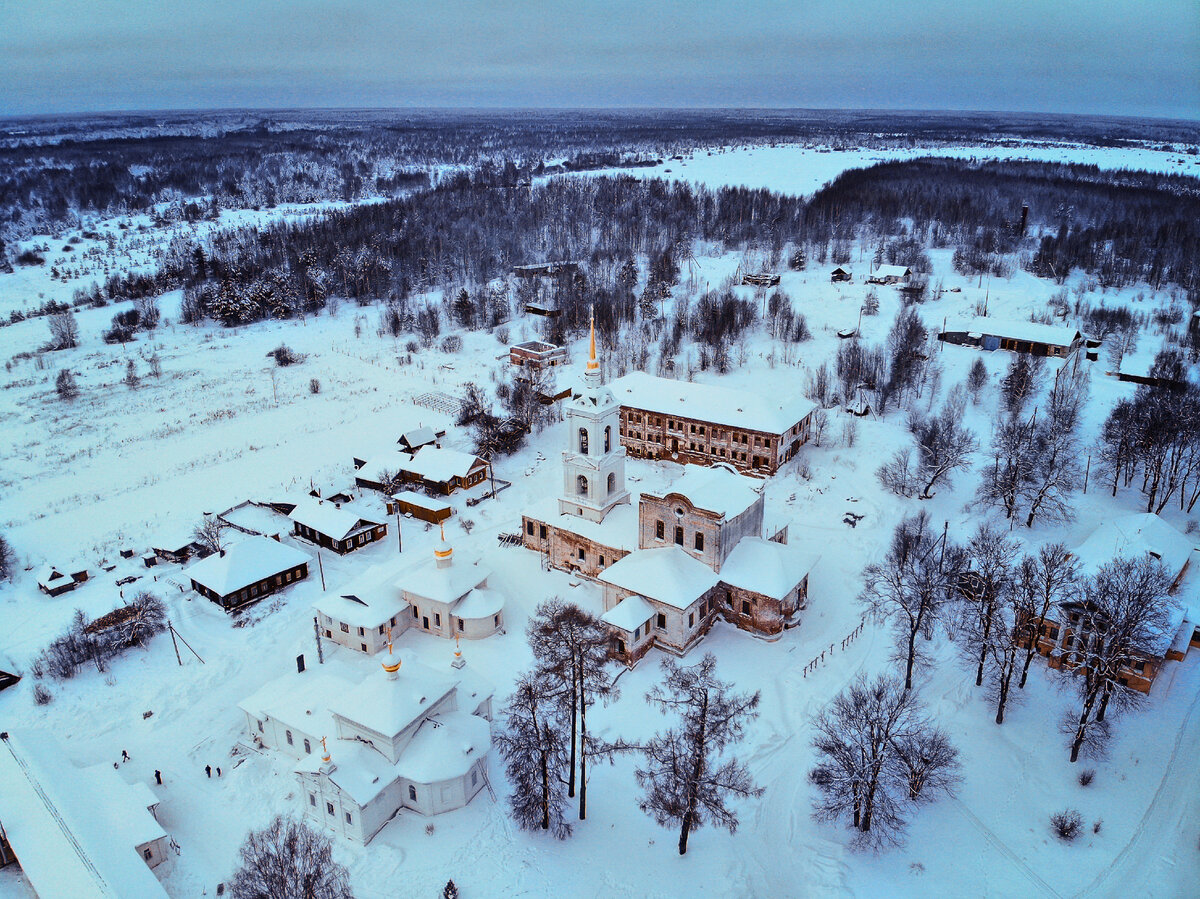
[{"left": 558, "top": 309, "right": 630, "bottom": 523}]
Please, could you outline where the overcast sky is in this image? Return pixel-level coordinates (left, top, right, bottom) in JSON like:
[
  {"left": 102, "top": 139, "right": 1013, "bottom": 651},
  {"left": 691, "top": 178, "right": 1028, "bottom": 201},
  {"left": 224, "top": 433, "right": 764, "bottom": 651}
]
[{"left": 1, "top": 0, "right": 1196, "bottom": 119}]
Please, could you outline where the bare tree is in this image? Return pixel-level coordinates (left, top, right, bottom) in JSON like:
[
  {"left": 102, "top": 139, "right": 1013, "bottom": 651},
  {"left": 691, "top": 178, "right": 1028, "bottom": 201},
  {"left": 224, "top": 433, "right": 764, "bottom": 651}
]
[
  {"left": 636, "top": 653, "right": 763, "bottom": 855},
  {"left": 193, "top": 514, "right": 230, "bottom": 555},
  {"left": 1014, "top": 544, "right": 1079, "bottom": 689},
  {"left": 976, "top": 414, "right": 1036, "bottom": 520},
  {"left": 809, "top": 673, "right": 959, "bottom": 849},
  {"left": 966, "top": 357, "right": 988, "bottom": 404},
  {"left": 860, "top": 512, "right": 963, "bottom": 689},
  {"left": 957, "top": 524, "right": 1020, "bottom": 687},
  {"left": 228, "top": 815, "right": 353, "bottom": 899},
  {"left": 1060, "top": 557, "right": 1176, "bottom": 762},
  {"left": 528, "top": 600, "right": 618, "bottom": 820},
  {"left": 494, "top": 670, "right": 573, "bottom": 838},
  {"left": 55, "top": 368, "right": 80, "bottom": 400},
  {"left": 907, "top": 403, "right": 978, "bottom": 499},
  {"left": 0, "top": 532, "right": 13, "bottom": 582},
  {"left": 47, "top": 311, "right": 79, "bottom": 350}
]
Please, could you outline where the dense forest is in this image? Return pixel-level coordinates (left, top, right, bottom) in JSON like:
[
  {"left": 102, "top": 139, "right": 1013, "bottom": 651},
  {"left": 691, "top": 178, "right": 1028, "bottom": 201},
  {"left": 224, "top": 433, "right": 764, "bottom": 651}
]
[{"left": 3, "top": 108, "right": 1198, "bottom": 246}]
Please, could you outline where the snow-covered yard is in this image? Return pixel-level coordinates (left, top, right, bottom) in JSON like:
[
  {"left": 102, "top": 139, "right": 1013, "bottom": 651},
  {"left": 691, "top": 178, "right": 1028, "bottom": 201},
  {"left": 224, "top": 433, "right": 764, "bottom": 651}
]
[{"left": 1, "top": 142, "right": 1198, "bottom": 898}]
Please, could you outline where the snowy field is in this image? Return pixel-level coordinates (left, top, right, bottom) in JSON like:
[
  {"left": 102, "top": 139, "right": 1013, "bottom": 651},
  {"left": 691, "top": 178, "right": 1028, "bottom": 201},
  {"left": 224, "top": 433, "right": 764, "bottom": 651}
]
[{"left": 1, "top": 144, "right": 1198, "bottom": 898}]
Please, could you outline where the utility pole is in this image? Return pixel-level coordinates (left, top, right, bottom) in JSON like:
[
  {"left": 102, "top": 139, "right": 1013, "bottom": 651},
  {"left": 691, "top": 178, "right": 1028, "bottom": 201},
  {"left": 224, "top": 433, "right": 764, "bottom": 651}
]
[
  {"left": 396, "top": 511, "right": 403, "bottom": 553},
  {"left": 167, "top": 619, "right": 182, "bottom": 666},
  {"left": 313, "top": 616, "right": 325, "bottom": 664},
  {"left": 317, "top": 550, "right": 326, "bottom": 591}
]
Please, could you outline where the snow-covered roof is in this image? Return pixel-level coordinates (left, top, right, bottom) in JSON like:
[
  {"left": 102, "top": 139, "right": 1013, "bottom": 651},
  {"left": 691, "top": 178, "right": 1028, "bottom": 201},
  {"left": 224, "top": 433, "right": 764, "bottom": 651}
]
[
  {"left": 397, "top": 711, "right": 491, "bottom": 783},
  {"left": 401, "top": 446, "right": 486, "bottom": 483},
  {"left": 237, "top": 670, "right": 346, "bottom": 735},
  {"left": 334, "top": 662, "right": 457, "bottom": 739},
  {"left": 719, "top": 537, "right": 820, "bottom": 600},
  {"left": 289, "top": 496, "right": 381, "bottom": 541},
  {"left": 943, "top": 316, "right": 1082, "bottom": 348},
  {"left": 394, "top": 551, "right": 490, "bottom": 606},
  {"left": 1072, "top": 513, "right": 1195, "bottom": 582},
  {"left": 37, "top": 565, "right": 75, "bottom": 590},
  {"left": 400, "top": 426, "right": 437, "bottom": 449},
  {"left": 185, "top": 536, "right": 311, "bottom": 596},
  {"left": 314, "top": 558, "right": 410, "bottom": 628},
  {"left": 872, "top": 264, "right": 910, "bottom": 278},
  {"left": 219, "top": 502, "right": 287, "bottom": 536},
  {"left": 601, "top": 594, "right": 656, "bottom": 632},
  {"left": 652, "top": 464, "right": 763, "bottom": 519},
  {"left": 610, "top": 371, "right": 816, "bottom": 436},
  {"left": 392, "top": 490, "right": 453, "bottom": 513},
  {"left": 526, "top": 496, "right": 639, "bottom": 553},
  {"left": 597, "top": 546, "right": 720, "bottom": 610},
  {"left": 453, "top": 587, "right": 505, "bottom": 621},
  {"left": 358, "top": 452, "right": 409, "bottom": 481},
  {"left": 295, "top": 738, "right": 394, "bottom": 806},
  {"left": 0, "top": 730, "right": 169, "bottom": 898}
]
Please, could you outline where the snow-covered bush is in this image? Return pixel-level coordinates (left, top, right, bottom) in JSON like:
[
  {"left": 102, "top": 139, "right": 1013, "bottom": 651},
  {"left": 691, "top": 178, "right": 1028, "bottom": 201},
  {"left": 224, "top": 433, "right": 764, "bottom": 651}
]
[
  {"left": 1078, "top": 768, "right": 1095, "bottom": 787},
  {"left": 1051, "top": 809, "right": 1083, "bottom": 841},
  {"left": 32, "top": 682, "right": 53, "bottom": 705}
]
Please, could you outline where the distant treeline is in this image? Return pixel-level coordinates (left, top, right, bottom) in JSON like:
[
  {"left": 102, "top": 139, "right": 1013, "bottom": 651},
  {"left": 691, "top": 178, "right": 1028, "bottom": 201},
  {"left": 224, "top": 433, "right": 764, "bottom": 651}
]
[{"left": 3, "top": 108, "right": 1197, "bottom": 247}]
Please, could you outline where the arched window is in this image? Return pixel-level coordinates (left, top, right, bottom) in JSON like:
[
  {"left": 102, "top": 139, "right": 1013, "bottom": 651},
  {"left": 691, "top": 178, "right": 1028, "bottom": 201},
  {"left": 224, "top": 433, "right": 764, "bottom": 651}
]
[
  {"left": 577, "top": 475, "right": 588, "bottom": 496},
  {"left": 604, "top": 426, "right": 611, "bottom": 453},
  {"left": 607, "top": 472, "right": 616, "bottom": 496},
  {"left": 578, "top": 428, "right": 589, "bottom": 455},
  {"left": 408, "top": 785, "right": 417, "bottom": 801}
]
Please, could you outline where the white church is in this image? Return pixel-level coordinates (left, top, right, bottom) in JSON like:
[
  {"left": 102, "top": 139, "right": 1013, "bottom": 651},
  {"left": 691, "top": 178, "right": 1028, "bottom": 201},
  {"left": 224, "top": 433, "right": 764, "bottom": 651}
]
[
  {"left": 239, "top": 643, "right": 495, "bottom": 844},
  {"left": 522, "top": 314, "right": 820, "bottom": 665}
]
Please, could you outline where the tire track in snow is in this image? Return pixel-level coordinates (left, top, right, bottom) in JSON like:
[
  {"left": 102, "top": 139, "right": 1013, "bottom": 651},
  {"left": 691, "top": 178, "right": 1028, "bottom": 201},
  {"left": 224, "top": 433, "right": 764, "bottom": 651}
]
[
  {"left": 949, "top": 797, "right": 1063, "bottom": 898},
  {"left": 1072, "top": 667, "right": 1200, "bottom": 898}
]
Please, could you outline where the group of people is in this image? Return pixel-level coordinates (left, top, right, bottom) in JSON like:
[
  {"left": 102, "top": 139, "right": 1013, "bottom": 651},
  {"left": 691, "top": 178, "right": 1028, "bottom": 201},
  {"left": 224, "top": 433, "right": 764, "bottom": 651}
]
[{"left": 115, "top": 748, "right": 224, "bottom": 785}]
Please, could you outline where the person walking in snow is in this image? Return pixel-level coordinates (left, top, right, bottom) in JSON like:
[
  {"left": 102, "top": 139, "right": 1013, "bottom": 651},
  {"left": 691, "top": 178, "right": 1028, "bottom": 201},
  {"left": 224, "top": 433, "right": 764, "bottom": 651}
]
[
  {"left": 216, "top": 767, "right": 222, "bottom": 777},
  {"left": 121, "top": 749, "right": 130, "bottom": 762},
  {"left": 205, "top": 764, "right": 211, "bottom": 778},
  {"left": 154, "top": 770, "right": 162, "bottom": 785}
]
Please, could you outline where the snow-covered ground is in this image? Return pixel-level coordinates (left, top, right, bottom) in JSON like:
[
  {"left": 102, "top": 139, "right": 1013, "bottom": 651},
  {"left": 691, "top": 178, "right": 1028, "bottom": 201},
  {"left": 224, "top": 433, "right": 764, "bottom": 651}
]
[{"left": 1, "top": 145, "right": 1198, "bottom": 898}]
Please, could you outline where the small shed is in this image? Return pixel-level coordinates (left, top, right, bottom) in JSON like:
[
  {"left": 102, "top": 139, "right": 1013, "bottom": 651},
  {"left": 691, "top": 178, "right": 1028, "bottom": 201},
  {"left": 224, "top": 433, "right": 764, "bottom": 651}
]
[
  {"left": 509, "top": 341, "right": 568, "bottom": 369},
  {"left": 830, "top": 266, "right": 853, "bottom": 283},
  {"left": 392, "top": 490, "right": 454, "bottom": 524},
  {"left": 36, "top": 565, "right": 89, "bottom": 597},
  {"left": 399, "top": 426, "right": 439, "bottom": 454}
]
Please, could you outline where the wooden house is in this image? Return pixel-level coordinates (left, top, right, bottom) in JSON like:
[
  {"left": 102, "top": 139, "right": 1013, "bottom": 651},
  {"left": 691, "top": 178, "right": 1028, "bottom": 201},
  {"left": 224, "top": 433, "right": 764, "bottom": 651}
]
[
  {"left": 395, "top": 447, "right": 489, "bottom": 495},
  {"left": 186, "top": 536, "right": 311, "bottom": 611},
  {"left": 866, "top": 264, "right": 911, "bottom": 285},
  {"left": 509, "top": 340, "right": 568, "bottom": 369},
  {"left": 512, "top": 261, "right": 579, "bottom": 279},
  {"left": 36, "top": 565, "right": 89, "bottom": 597},
  {"left": 830, "top": 266, "right": 853, "bottom": 283},
  {"left": 939, "top": 317, "right": 1085, "bottom": 358},
  {"left": 392, "top": 491, "right": 453, "bottom": 524},
  {"left": 289, "top": 497, "right": 387, "bottom": 555}
]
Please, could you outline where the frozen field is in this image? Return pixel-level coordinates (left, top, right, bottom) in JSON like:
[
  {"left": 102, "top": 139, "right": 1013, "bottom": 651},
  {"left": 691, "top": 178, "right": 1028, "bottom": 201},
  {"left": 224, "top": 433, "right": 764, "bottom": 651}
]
[{"left": 1, "top": 144, "right": 1198, "bottom": 898}]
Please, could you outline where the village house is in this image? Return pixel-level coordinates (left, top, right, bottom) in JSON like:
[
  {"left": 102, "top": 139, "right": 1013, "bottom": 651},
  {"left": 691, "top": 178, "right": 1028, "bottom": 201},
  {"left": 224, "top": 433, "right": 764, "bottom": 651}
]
[
  {"left": 314, "top": 528, "right": 505, "bottom": 653},
  {"left": 397, "top": 446, "right": 490, "bottom": 495},
  {"left": 239, "top": 647, "right": 494, "bottom": 844},
  {"left": 36, "top": 563, "right": 89, "bottom": 597},
  {"left": 830, "top": 265, "right": 853, "bottom": 283},
  {"left": 610, "top": 370, "right": 816, "bottom": 475},
  {"left": 0, "top": 729, "right": 170, "bottom": 897},
  {"left": 391, "top": 490, "right": 453, "bottom": 524},
  {"left": 288, "top": 496, "right": 387, "bottom": 555},
  {"left": 1021, "top": 513, "right": 1198, "bottom": 693},
  {"left": 186, "top": 535, "right": 311, "bottom": 611},
  {"left": 509, "top": 340, "right": 568, "bottom": 370},
  {"left": 217, "top": 500, "right": 289, "bottom": 540},
  {"left": 866, "top": 264, "right": 911, "bottom": 285},
  {"left": 939, "top": 316, "right": 1086, "bottom": 358},
  {"left": 523, "top": 316, "right": 819, "bottom": 666}
]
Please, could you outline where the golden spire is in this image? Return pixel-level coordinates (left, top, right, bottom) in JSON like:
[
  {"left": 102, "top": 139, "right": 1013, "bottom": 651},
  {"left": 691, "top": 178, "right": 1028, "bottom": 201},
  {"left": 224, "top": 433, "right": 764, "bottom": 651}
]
[
  {"left": 320, "top": 735, "right": 330, "bottom": 763},
  {"left": 382, "top": 640, "right": 402, "bottom": 674},
  {"left": 434, "top": 522, "right": 453, "bottom": 561},
  {"left": 587, "top": 305, "right": 599, "bottom": 371}
]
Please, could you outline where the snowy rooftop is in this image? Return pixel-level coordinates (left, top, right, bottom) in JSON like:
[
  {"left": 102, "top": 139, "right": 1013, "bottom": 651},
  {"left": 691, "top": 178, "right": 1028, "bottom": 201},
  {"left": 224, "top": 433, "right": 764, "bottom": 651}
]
[
  {"left": 598, "top": 546, "right": 721, "bottom": 610},
  {"left": 601, "top": 594, "right": 656, "bottom": 632},
  {"left": 609, "top": 371, "right": 817, "bottom": 435},
  {"left": 400, "top": 426, "right": 437, "bottom": 448},
  {"left": 392, "top": 490, "right": 453, "bottom": 513},
  {"left": 650, "top": 464, "right": 763, "bottom": 519},
  {"left": 528, "top": 495, "right": 639, "bottom": 552},
  {"left": 1071, "top": 513, "right": 1195, "bottom": 582},
  {"left": 943, "top": 316, "right": 1083, "bottom": 347},
  {"left": 394, "top": 547, "right": 491, "bottom": 605},
  {"left": 871, "top": 264, "right": 910, "bottom": 278},
  {"left": 295, "top": 737, "right": 395, "bottom": 806},
  {"left": 184, "top": 536, "right": 311, "bottom": 596},
  {"left": 219, "top": 502, "right": 288, "bottom": 536},
  {"left": 719, "top": 537, "right": 820, "bottom": 600},
  {"left": 0, "top": 730, "right": 169, "bottom": 898},
  {"left": 454, "top": 586, "right": 506, "bottom": 620},
  {"left": 334, "top": 661, "right": 458, "bottom": 739},
  {"left": 289, "top": 496, "right": 381, "bottom": 541},
  {"left": 314, "top": 557, "right": 411, "bottom": 628},
  {"left": 238, "top": 670, "right": 346, "bottom": 737},
  {"left": 402, "top": 446, "right": 484, "bottom": 483},
  {"left": 396, "top": 711, "right": 491, "bottom": 783}
]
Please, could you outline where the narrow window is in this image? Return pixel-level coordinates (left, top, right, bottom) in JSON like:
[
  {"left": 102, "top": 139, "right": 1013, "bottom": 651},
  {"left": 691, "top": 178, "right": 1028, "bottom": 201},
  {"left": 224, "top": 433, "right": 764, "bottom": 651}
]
[
  {"left": 144, "top": 848, "right": 153, "bottom": 861},
  {"left": 360, "top": 643, "right": 367, "bottom": 652},
  {"left": 604, "top": 426, "right": 612, "bottom": 452},
  {"left": 458, "top": 619, "right": 464, "bottom": 631},
  {"left": 472, "top": 770, "right": 478, "bottom": 786},
  {"left": 257, "top": 719, "right": 264, "bottom": 732},
  {"left": 357, "top": 627, "right": 365, "bottom": 636},
  {"left": 412, "top": 606, "right": 419, "bottom": 618},
  {"left": 599, "top": 555, "right": 605, "bottom": 566},
  {"left": 656, "top": 520, "right": 665, "bottom": 539},
  {"left": 526, "top": 520, "right": 534, "bottom": 536},
  {"left": 577, "top": 474, "right": 588, "bottom": 496},
  {"left": 657, "top": 613, "right": 665, "bottom": 629},
  {"left": 578, "top": 428, "right": 589, "bottom": 455},
  {"left": 286, "top": 730, "right": 294, "bottom": 746},
  {"left": 578, "top": 547, "right": 585, "bottom": 561},
  {"left": 675, "top": 526, "right": 684, "bottom": 546},
  {"left": 694, "top": 532, "right": 704, "bottom": 551},
  {"left": 409, "top": 785, "right": 417, "bottom": 800},
  {"left": 345, "top": 812, "right": 353, "bottom": 824},
  {"left": 304, "top": 738, "right": 311, "bottom": 754},
  {"left": 607, "top": 472, "right": 616, "bottom": 496},
  {"left": 494, "top": 614, "right": 500, "bottom": 627},
  {"left": 688, "top": 613, "right": 695, "bottom": 628},
  {"left": 539, "top": 525, "right": 547, "bottom": 539},
  {"left": 435, "top": 613, "right": 441, "bottom": 627},
  {"left": 309, "top": 793, "right": 316, "bottom": 807},
  {"left": 326, "top": 801, "right": 334, "bottom": 816},
  {"left": 742, "top": 601, "right": 751, "bottom": 616}
]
